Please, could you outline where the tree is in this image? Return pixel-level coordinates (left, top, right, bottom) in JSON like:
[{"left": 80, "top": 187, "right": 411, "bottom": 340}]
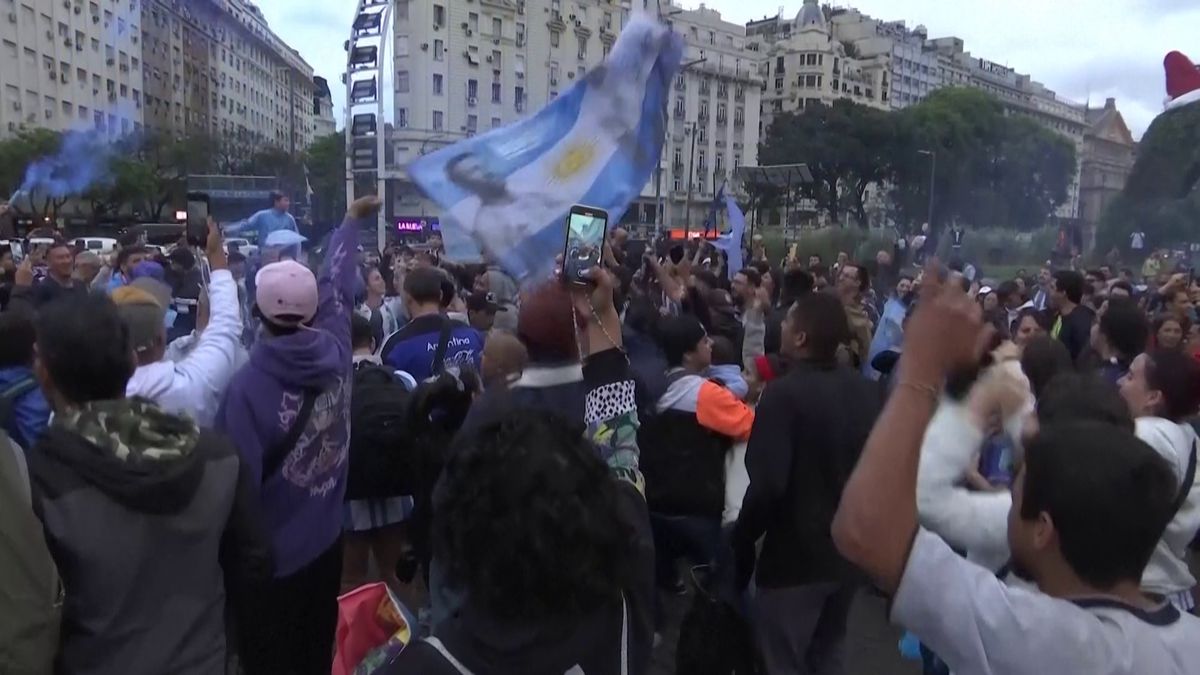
[
  {"left": 305, "top": 132, "right": 348, "bottom": 227},
  {"left": 888, "top": 87, "right": 1075, "bottom": 233},
  {"left": 0, "top": 129, "right": 68, "bottom": 222},
  {"left": 1097, "top": 102, "right": 1200, "bottom": 253},
  {"left": 126, "top": 131, "right": 216, "bottom": 220},
  {"left": 757, "top": 99, "right": 896, "bottom": 227}
]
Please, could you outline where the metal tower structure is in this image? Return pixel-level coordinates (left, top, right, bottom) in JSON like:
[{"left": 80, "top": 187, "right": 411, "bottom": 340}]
[{"left": 344, "top": 0, "right": 392, "bottom": 251}]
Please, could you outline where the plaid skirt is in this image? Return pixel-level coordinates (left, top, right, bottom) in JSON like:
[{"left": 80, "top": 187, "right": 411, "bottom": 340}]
[{"left": 343, "top": 496, "right": 414, "bottom": 533}]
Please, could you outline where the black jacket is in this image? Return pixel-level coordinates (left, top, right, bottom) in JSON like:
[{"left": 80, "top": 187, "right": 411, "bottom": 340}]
[
  {"left": 383, "top": 480, "right": 654, "bottom": 675},
  {"left": 27, "top": 421, "right": 271, "bottom": 675},
  {"left": 388, "top": 349, "right": 656, "bottom": 675},
  {"left": 732, "top": 361, "right": 882, "bottom": 589},
  {"left": 1054, "top": 304, "right": 1096, "bottom": 362}
]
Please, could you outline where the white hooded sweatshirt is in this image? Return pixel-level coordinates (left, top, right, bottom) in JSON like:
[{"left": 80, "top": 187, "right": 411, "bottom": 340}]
[
  {"left": 1134, "top": 417, "right": 1200, "bottom": 597},
  {"left": 125, "top": 268, "right": 243, "bottom": 427}
]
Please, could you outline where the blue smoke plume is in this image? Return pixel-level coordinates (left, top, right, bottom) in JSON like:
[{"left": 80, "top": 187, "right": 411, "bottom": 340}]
[{"left": 20, "top": 130, "right": 115, "bottom": 198}]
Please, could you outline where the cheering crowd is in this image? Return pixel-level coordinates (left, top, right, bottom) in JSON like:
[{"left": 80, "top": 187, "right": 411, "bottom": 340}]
[{"left": 2, "top": 194, "right": 1200, "bottom": 675}]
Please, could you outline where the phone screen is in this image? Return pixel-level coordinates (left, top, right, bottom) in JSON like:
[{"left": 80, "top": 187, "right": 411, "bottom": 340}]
[
  {"left": 185, "top": 191, "right": 210, "bottom": 248},
  {"left": 563, "top": 206, "right": 607, "bottom": 284}
]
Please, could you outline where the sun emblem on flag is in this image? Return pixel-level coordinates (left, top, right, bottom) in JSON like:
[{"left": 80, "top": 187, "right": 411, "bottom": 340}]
[{"left": 553, "top": 142, "right": 596, "bottom": 180}]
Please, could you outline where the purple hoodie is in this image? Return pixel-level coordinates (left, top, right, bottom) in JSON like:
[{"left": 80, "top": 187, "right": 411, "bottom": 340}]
[{"left": 216, "top": 215, "right": 364, "bottom": 577}]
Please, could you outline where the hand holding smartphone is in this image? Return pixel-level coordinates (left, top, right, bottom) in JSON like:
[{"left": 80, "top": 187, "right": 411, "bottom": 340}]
[
  {"left": 185, "top": 191, "right": 211, "bottom": 248},
  {"left": 563, "top": 204, "right": 608, "bottom": 286}
]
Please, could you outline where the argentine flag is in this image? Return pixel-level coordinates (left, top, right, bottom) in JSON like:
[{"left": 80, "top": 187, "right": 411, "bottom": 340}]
[{"left": 408, "top": 14, "right": 683, "bottom": 283}]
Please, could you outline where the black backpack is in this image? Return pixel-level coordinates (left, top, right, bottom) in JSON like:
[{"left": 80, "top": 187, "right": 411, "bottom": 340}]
[{"left": 346, "top": 362, "right": 416, "bottom": 501}]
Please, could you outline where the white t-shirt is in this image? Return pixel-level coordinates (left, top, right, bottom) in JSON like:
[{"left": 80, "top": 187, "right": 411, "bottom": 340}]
[
  {"left": 892, "top": 529, "right": 1200, "bottom": 674},
  {"left": 1131, "top": 232, "right": 1146, "bottom": 250}
]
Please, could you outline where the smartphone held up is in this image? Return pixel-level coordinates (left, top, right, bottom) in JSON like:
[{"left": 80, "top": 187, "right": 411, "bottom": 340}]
[
  {"left": 185, "top": 191, "right": 211, "bottom": 248},
  {"left": 562, "top": 204, "right": 608, "bottom": 286}
]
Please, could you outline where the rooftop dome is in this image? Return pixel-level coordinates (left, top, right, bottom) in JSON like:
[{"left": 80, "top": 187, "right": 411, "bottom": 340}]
[{"left": 796, "top": 0, "right": 825, "bottom": 30}]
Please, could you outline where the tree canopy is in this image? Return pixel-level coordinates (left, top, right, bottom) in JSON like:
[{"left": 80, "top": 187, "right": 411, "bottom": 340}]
[
  {"left": 1096, "top": 102, "right": 1200, "bottom": 252},
  {"left": 755, "top": 87, "right": 1078, "bottom": 232}
]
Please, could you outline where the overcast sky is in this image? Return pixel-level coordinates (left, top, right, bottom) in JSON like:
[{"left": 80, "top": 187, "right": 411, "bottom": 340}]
[{"left": 256, "top": 0, "right": 1198, "bottom": 139}]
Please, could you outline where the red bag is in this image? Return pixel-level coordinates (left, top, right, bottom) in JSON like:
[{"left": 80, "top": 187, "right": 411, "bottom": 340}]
[{"left": 332, "top": 583, "right": 418, "bottom": 675}]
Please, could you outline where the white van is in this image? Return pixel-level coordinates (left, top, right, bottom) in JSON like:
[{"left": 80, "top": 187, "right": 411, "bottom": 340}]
[{"left": 72, "top": 237, "right": 118, "bottom": 255}]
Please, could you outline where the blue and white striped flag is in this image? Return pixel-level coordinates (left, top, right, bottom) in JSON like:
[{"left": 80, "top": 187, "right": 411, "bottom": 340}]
[
  {"left": 713, "top": 194, "right": 746, "bottom": 280},
  {"left": 407, "top": 15, "right": 683, "bottom": 283}
]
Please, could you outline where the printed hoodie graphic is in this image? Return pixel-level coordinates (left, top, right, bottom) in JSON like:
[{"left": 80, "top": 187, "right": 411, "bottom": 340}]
[{"left": 217, "top": 213, "right": 361, "bottom": 577}]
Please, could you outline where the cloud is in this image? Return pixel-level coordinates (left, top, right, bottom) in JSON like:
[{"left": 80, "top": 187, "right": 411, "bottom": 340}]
[
  {"left": 255, "top": 0, "right": 357, "bottom": 123},
  {"left": 257, "top": 0, "right": 1198, "bottom": 138}
]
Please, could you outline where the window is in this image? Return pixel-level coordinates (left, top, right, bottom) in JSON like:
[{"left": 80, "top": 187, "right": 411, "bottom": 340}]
[
  {"left": 491, "top": 50, "right": 501, "bottom": 67},
  {"left": 805, "top": 74, "right": 817, "bottom": 87},
  {"left": 397, "top": 108, "right": 408, "bottom": 127},
  {"left": 492, "top": 17, "right": 502, "bottom": 36},
  {"left": 774, "top": 77, "right": 783, "bottom": 90},
  {"left": 468, "top": 12, "right": 478, "bottom": 32},
  {"left": 467, "top": 79, "right": 478, "bottom": 99},
  {"left": 603, "top": 11, "right": 612, "bottom": 29},
  {"left": 467, "top": 114, "right": 477, "bottom": 133},
  {"left": 709, "top": 30, "right": 715, "bottom": 45},
  {"left": 733, "top": 153, "right": 741, "bottom": 169},
  {"left": 433, "top": 4, "right": 445, "bottom": 26},
  {"left": 550, "top": 31, "right": 559, "bottom": 47},
  {"left": 515, "top": 85, "right": 525, "bottom": 109},
  {"left": 395, "top": 70, "right": 409, "bottom": 93},
  {"left": 397, "top": 36, "right": 409, "bottom": 57},
  {"left": 806, "top": 53, "right": 817, "bottom": 66},
  {"left": 550, "top": 62, "right": 559, "bottom": 83},
  {"left": 434, "top": 39, "right": 444, "bottom": 61},
  {"left": 717, "top": 103, "right": 726, "bottom": 121},
  {"left": 775, "top": 55, "right": 784, "bottom": 71},
  {"left": 433, "top": 73, "right": 443, "bottom": 94},
  {"left": 577, "top": 36, "right": 586, "bottom": 60},
  {"left": 491, "top": 81, "right": 501, "bottom": 102},
  {"left": 734, "top": 106, "right": 744, "bottom": 126},
  {"left": 699, "top": 101, "right": 708, "bottom": 119},
  {"left": 491, "top": 116, "right": 501, "bottom": 128},
  {"left": 516, "top": 22, "right": 525, "bottom": 45},
  {"left": 433, "top": 110, "right": 444, "bottom": 130},
  {"left": 674, "top": 98, "right": 684, "bottom": 118},
  {"left": 673, "top": 147, "right": 682, "bottom": 169}
]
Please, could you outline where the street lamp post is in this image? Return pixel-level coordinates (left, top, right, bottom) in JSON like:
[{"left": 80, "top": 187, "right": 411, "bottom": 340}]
[
  {"left": 918, "top": 149, "right": 936, "bottom": 230},
  {"left": 655, "top": 56, "right": 706, "bottom": 238}
]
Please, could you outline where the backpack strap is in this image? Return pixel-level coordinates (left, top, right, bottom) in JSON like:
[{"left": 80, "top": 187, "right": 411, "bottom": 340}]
[
  {"left": 262, "top": 389, "right": 317, "bottom": 480},
  {"left": 619, "top": 593, "right": 629, "bottom": 675},
  {"left": 1172, "top": 440, "right": 1197, "bottom": 516},
  {"left": 424, "top": 636, "right": 475, "bottom": 675},
  {"left": 431, "top": 315, "right": 455, "bottom": 376},
  {"left": 0, "top": 376, "right": 39, "bottom": 431}
]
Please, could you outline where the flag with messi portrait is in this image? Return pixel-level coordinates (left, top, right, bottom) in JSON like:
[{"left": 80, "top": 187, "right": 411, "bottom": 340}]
[{"left": 407, "top": 13, "right": 684, "bottom": 283}]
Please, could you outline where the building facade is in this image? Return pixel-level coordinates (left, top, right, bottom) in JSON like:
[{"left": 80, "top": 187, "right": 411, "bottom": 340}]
[
  {"left": 828, "top": 8, "right": 936, "bottom": 110},
  {"left": 390, "top": 0, "right": 761, "bottom": 231},
  {"left": 747, "top": 0, "right": 891, "bottom": 135},
  {"left": 0, "top": 0, "right": 145, "bottom": 138},
  {"left": 0, "top": 0, "right": 314, "bottom": 156},
  {"left": 313, "top": 74, "right": 335, "bottom": 138},
  {"left": 1079, "top": 97, "right": 1136, "bottom": 241}
]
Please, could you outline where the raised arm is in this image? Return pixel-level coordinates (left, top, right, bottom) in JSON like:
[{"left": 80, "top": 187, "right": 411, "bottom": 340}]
[
  {"left": 832, "top": 283, "right": 989, "bottom": 593},
  {"left": 314, "top": 196, "right": 381, "bottom": 359}
]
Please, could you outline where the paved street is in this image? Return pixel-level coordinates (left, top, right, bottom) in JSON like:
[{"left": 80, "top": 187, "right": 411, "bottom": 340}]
[{"left": 650, "top": 589, "right": 919, "bottom": 675}]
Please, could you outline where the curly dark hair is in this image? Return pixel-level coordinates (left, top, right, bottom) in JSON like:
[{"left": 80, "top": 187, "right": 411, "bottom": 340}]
[{"left": 433, "top": 412, "right": 630, "bottom": 621}]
